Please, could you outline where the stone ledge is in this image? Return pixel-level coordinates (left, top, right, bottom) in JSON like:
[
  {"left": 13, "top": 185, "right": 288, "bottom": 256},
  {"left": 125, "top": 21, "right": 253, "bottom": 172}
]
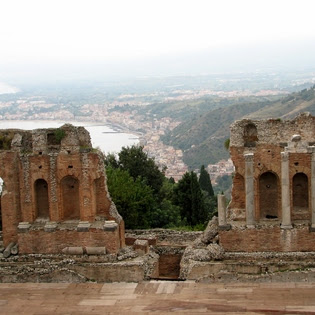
[
  {"left": 44, "top": 222, "right": 58, "bottom": 232},
  {"left": 77, "top": 221, "right": 91, "bottom": 232},
  {"left": 17, "top": 222, "right": 31, "bottom": 233},
  {"left": 104, "top": 221, "right": 118, "bottom": 232}
]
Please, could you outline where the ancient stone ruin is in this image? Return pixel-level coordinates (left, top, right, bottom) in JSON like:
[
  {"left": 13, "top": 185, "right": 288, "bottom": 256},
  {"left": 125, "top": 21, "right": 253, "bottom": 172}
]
[
  {"left": 2, "top": 114, "right": 315, "bottom": 283},
  {"left": 218, "top": 112, "right": 315, "bottom": 252},
  {"left": 0, "top": 124, "right": 125, "bottom": 256}
]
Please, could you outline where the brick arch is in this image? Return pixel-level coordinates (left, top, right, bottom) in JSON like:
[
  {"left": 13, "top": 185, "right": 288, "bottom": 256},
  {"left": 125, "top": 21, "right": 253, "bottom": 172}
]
[
  {"left": 34, "top": 179, "right": 49, "bottom": 219},
  {"left": 61, "top": 175, "right": 80, "bottom": 220},
  {"left": 259, "top": 171, "right": 279, "bottom": 219}
]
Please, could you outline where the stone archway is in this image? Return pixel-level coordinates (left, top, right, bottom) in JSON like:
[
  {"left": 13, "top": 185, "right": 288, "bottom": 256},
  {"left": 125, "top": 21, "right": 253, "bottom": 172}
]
[
  {"left": 61, "top": 176, "right": 80, "bottom": 220},
  {"left": 35, "top": 179, "right": 49, "bottom": 219},
  {"left": 259, "top": 172, "right": 279, "bottom": 219}
]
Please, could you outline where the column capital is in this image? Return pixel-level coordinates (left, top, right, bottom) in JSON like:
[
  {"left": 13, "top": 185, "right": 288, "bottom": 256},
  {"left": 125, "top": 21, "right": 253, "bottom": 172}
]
[
  {"left": 307, "top": 146, "right": 315, "bottom": 154},
  {"left": 281, "top": 151, "right": 289, "bottom": 161},
  {"left": 244, "top": 153, "right": 254, "bottom": 162}
]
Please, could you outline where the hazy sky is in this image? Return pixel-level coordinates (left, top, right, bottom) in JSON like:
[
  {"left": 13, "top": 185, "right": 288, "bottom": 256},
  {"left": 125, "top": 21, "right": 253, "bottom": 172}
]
[{"left": 1, "top": 0, "right": 315, "bottom": 79}]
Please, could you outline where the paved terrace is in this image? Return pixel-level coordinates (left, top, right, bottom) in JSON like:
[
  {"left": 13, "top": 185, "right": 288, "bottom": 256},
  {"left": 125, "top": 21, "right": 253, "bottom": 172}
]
[{"left": 1, "top": 281, "right": 315, "bottom": 314}]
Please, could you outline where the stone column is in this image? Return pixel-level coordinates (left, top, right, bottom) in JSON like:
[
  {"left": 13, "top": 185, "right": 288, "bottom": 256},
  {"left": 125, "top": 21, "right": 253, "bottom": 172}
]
[
  {"left": 311, "top": 148, "right": 315, "bottom": 231},
  {"left": 244, "top": 153, "right": 255, "bottom": 228},
  {"left": 281, "top": 152, "right": 292, "bottom": 229},
  {"left": 218, "top": 194, "right": 231, "bottom": 230}
]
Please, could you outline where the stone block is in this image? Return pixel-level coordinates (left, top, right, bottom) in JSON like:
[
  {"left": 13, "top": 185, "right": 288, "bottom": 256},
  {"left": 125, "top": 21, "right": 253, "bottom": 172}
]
[
  {"left": 3, "top": 242, "right": 15, "bottom": 258},
  {"left": 18, "top": 222, "right": 31, "bottom": 233},
  {"left": 77, "top": 221, "right": 91, "bottom": 232},
  {"left": 86, "top": 246, "right": 106, "bottom": 255},
  {"left": 218, "top": 224, "right": 231, "bottom": 231},
  {"left": 62, "top": 247, "right": 84, "bottom": 255},
  {"left": 133, "top": 239, "right": 149, "bottom": 255},
  {"left": 104, "top": 221, "right": 118, "bottom": 232}
]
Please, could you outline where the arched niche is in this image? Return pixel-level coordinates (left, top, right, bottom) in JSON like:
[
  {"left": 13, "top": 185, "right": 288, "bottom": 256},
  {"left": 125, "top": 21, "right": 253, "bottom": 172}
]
[
  {"left": 35, "top": 179, "right": 49, "bottom": 219},
  {"left": 292, "top": 173, "right": 309, "bottom": 218},
  {"left": 61, "top": 175, "right": 80, "bottom": 220},
  {"left": 244, "top": 123, "right": 258, "bottom": 147},
  {"left": 259, "top": 172, "right": 279, "bottom": 219}
]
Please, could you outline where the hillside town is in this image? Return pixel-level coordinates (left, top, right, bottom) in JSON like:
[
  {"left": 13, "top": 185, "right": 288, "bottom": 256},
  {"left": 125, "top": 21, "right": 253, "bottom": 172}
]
[{"left": 0, "top": 94, "right": 235, "bottom": 183}]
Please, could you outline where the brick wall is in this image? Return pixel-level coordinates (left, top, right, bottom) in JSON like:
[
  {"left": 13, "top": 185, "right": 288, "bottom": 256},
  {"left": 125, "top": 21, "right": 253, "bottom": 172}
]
[
  {"left": 219, "top": 226, "right": 315, "bottom": 252},
  {"left": 18, "top": 228, "right": 121, "bottom": 254}
]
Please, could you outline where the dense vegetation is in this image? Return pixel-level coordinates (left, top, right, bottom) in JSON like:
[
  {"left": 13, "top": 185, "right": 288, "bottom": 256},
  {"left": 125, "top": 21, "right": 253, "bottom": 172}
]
[{"left": 105, "top": 145, "right": 217, "bottom": 230}]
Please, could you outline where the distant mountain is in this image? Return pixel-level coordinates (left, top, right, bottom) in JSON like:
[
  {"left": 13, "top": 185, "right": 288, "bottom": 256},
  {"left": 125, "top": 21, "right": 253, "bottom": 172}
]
[{"left": 162, "top": 85, "right": 315, "bottom": 169}]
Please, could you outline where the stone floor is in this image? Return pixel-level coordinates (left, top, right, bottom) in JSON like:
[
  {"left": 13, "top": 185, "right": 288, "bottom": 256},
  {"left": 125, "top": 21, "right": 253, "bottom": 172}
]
[{"left": 1, "top": 281, "right": 315, "bottom": 314}]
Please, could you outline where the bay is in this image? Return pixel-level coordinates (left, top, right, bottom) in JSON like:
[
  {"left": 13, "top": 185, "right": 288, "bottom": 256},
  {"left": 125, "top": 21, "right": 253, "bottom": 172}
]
[{"left": 0, "top": 120, "right": 139, "bottom": 154}]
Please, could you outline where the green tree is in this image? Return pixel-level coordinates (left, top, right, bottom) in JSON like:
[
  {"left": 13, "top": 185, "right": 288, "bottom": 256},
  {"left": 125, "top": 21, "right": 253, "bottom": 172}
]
[
  {"left": 173, "top": 171, "right": 208, "bottom": 226},
  {"left": 199, "top": 165, "right": 214, "bottom": 196},
  {"left": 108, "top": 145, "right": 165, "bottom": 195},
  {"left": 106, "top": 166, "right": 155, "bottom": 229},
  {"left": 105, "top": 146, "right": 182, "bottom": 229}
]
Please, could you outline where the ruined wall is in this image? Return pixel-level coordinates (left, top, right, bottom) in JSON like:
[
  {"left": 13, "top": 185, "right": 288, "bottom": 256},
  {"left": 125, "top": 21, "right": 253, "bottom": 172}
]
[
  {"left": 220, "top": 225, "right": 315, "bottom": 252},
  {"left": 0, "top": 124, "right": 124, "bottom": 254},
  {"left": 228, "top": 113, "right": 315, "bottom": 223},
  {"left": 221, "top": 113, "right": 315, "bottom": 252},
  {"left": 18, "top": 226, "right": 121, "bottom": 254}
]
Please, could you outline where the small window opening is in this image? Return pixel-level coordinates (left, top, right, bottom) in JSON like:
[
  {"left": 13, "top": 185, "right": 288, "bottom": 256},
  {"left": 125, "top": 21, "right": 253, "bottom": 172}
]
[
  {"left": 68, "top": 165, "right": 73, "bottom": 169},
  {"left": 266, "top": 215, "right": 278, "bottom": 219},
  {"left": 294, "top": 162, "right": 299, "bottom": 166},
  {"left": 39, "top": 151, "right": 42, "bottom": 155},
  {"left": 39, "top": 165, "right": 42, "bottom": 169},
  {"left": 244, "top": 123, "right": 258, "bottom": 147}
]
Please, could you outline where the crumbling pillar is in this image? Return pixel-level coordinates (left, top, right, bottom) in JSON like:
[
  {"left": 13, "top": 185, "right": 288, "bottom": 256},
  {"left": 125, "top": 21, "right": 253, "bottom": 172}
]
[
  {"left": 244, "top": 153, "right": 255, "bottom": 228},
  {"left": 281, "top": 152, "right": 292, "bottom": 229},
  {"left": 218, "top": 194, "right": 231, "bottom": 230},
  {"left": 311, "top": 148, "right": 315, "bottom": 231}
]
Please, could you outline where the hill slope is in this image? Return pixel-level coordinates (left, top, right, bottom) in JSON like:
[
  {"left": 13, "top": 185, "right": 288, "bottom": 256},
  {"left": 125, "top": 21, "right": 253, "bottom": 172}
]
[
  {"left": 162, "top": 85, "right": 315, "bottom": 169},
  {"left": 246, "top": 86, "right": 315, "bottom": 119}
]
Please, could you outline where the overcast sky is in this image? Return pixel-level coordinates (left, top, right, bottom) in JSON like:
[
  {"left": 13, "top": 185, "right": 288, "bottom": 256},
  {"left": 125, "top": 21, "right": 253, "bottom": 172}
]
[{"left": 1, "top": 0, "right": 315, "bottom": 79}]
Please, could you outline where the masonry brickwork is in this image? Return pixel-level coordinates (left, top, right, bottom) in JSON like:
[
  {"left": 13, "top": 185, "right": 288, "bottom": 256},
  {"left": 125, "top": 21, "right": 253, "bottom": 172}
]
[
  {"left": 219, "top": 113, "right": 315, "bottom": 251},
  {"left": 0, "top": 124, "right": 124, "bottom": 254}
]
